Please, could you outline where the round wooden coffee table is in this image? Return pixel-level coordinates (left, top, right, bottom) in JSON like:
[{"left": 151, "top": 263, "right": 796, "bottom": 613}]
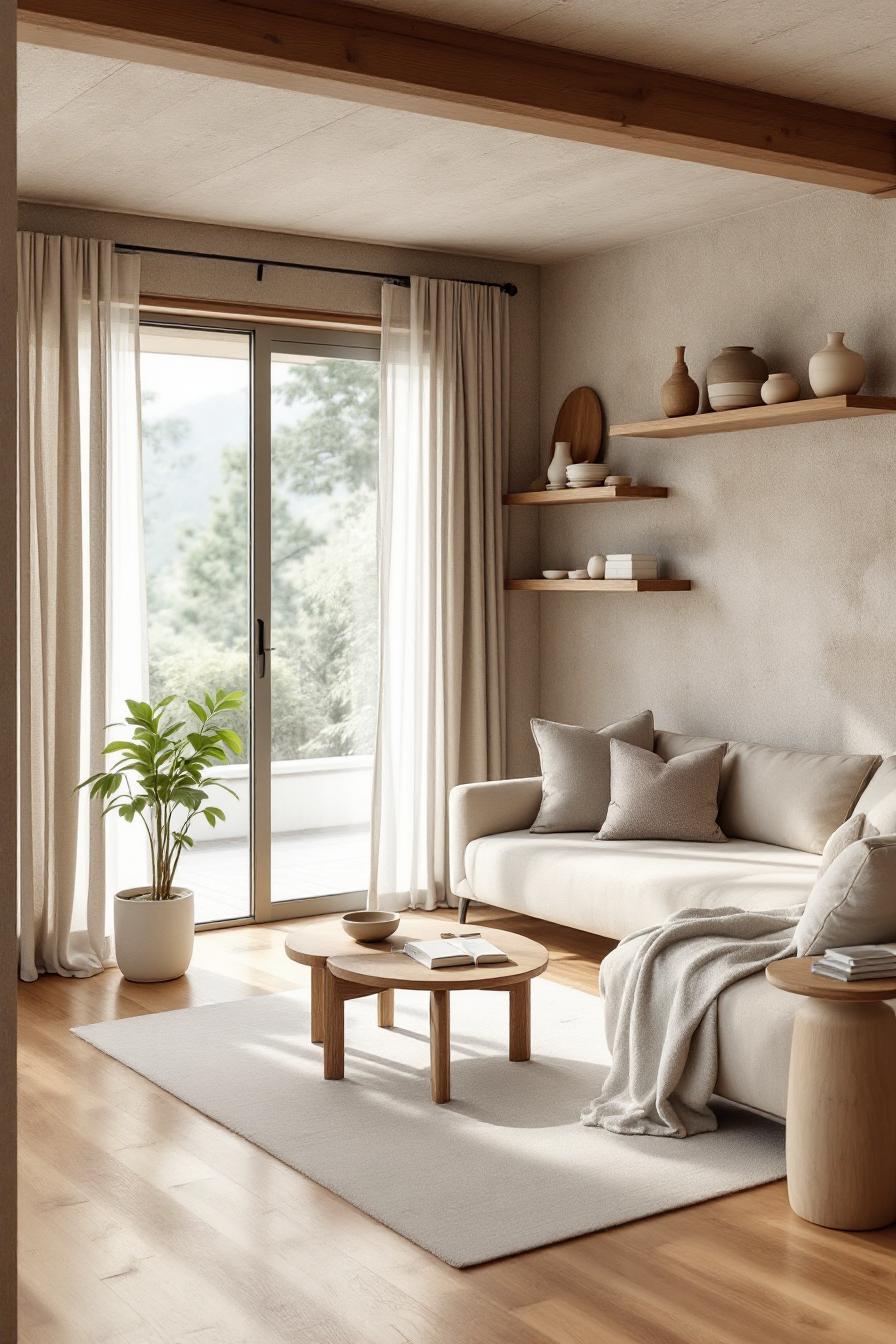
[
  {"left": 285, "top": 917, "right": 548, "bottom": 1103},
  {"left": 766, "top": 956, "right": 896, "bottom": 1230}
]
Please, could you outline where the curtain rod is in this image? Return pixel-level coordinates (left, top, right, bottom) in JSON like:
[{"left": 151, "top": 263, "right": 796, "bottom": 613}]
[{"left": 114, "top": 242, "right": 518, "bottom": 296}]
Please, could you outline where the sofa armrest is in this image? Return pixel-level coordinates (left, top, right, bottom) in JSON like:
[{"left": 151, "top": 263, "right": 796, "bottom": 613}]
[{"left": 448, "top": 777, "right": 542, "bottom": 894}]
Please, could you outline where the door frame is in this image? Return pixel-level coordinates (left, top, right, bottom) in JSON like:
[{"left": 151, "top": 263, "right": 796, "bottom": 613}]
[{"left": 139, "top": 310, "right": 380, "bottom": 927}]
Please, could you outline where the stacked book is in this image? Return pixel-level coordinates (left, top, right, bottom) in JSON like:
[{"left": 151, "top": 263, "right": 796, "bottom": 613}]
[
  {"left": 604, "top": 553, "right": 659, "bottom": 580},
  {"left": 811, "top": 944, "right": 896, "bottom": 981}
]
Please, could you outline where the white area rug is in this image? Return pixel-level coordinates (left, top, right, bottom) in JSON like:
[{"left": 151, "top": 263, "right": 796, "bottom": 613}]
[{"left": 73, "top": 977, "right": 785, "bottom": 1266}]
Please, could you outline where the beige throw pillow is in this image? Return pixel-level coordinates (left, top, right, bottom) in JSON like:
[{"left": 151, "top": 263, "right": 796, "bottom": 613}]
[
  {"left": 795, "top": 835, "right": 896, "bottom": 955},
  {"left": 818, "top": 812, "right": 869, "bottom": 876},
  {"left": 530, "top": 710, "right": 654, "bottom": 834},
  {"left": 597, "top": 740, "right": 727, "bottom": 843}
]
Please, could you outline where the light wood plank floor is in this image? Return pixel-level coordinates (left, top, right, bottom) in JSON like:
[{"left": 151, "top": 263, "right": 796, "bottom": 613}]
[{"left": 17, "top": 907, "right": 896, "bottom": 1344}]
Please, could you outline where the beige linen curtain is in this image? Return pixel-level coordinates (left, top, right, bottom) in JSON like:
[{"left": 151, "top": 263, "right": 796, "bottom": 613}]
[
  {"left": 18, "top": 232, "right": 144, "bottom": 980},
  {"left": 370, "top": 277, "right": 509, "bottom": 910}
]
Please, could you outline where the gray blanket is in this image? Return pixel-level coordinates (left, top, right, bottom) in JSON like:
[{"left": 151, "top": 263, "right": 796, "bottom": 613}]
[{"left": 581, "top": 906, "right": 802, "bottom": 1138}]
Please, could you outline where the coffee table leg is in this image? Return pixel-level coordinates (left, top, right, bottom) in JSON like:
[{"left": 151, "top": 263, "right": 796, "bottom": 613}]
[
  {"left": 430, "top": 990, "right": 450, "bottom": 1103},
  {"left": 509, "top": 981, "right": 531, "bottom": 1061},
  {"left": 378, "top": 988, "right": 394, "bottom": 1028},
  {"left": 323, "top": 970, "right": 345, "bottom": 1081},
  {"left": 310, "top": 966, "right": 325, "bottom": 1044}
]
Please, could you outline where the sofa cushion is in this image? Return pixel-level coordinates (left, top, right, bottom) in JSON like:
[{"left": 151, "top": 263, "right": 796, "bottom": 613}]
[
  {"left": 529, "top": 711, "right": 654, "bottom": 834},
  {"left": 795, "top": 835, "right": 896, "bottom": 955},
  {"left": 858, "top": 758, "right": 896, "bottom": 833},
  {"left": 853, "top": 755, "right": 896, "bottom": 817},
  {"left": 717, "top": 740, "right": 880, "bottom": 854},
  {"left": 716, "top": 961, "right": 896, "bottom": 1120},
  {"left": 818, "top": 812, "right": 869, "bottom": 875},
  {"left": 464, "top": 831, "right": 820, "bottom": 942},
  {"left": 598, "top": 740, "right": 726, "bottom": 843}
]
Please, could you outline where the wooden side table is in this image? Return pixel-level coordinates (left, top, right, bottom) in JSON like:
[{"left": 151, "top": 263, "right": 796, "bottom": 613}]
[{"left": 766, "top": 956, "right": 896, "bottom": 1230}]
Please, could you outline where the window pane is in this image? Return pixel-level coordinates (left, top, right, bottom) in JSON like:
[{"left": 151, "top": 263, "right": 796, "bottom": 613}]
[
  {"left": 269, "top": 350, "right": 378, "bottom": 902},
  {"left": 140, "top": 325, "right": 251, "bottom": 924}
]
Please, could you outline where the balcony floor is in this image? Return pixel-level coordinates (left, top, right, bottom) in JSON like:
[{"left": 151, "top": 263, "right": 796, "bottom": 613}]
[{"left": 178, "top": 824, "right": 370, "bottom": 924}]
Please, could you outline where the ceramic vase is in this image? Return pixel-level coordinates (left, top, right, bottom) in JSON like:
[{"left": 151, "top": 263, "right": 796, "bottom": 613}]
[
  {"left": 761, "top": 372, "right": 800, "bottom": 405},
  {"left": 660, "top": 345, "right": 700, "bottom": 417},
  {"left": 706, "top": 345, "right": 768, "bottom": 411},
  {"left": 587, "top": 555, "right": 606, "bottom": 579},
  {"left": 546, "top": 440, "right": 573, "bottom": 490},
  {"left": 808, "top": 332, "right": 865, "bottom": 397}
]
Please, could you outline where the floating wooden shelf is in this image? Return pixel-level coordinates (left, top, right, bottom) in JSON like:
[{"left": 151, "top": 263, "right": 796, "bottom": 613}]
[
  {"left": 506, "top": 578, "right": 692, "bottom": 592},
  {"left": 503, "top": 484, "right": 668, "bottom": 505},
  {"left": 609, "top": 395, "right": 896, "bottom": 440}
]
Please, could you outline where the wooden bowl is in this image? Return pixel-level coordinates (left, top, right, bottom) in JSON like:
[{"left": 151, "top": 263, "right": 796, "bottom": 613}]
[{"left": 342, "top": 911, "right": 400, "bottom": 942}]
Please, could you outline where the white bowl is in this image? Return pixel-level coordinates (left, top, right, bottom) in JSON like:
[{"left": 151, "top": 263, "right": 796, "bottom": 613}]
[
  {"left": 542, "top": 570, "right": 567, "bottom": 580},
  {"left": 567, "top": 466, "right": 609, "bottom": 479},
  {"left": 568, "top": 569, "right": 589, "bottom": 579},
  {"left": 342, "top": 910, "right": 400, "bottom": 942}
]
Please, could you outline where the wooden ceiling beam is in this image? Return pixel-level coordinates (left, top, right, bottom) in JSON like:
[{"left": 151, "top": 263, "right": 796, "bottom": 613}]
[{"left": 17, "top": 0, "right": 896, "bottom": 194}]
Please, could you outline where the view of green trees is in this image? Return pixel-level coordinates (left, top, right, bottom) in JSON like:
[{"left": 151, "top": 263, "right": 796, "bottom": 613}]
[{"left": 141, "top": 350, "right": 379, "bottom": 767}]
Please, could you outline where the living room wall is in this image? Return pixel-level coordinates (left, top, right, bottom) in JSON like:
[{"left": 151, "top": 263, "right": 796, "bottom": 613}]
[
  {"left": 538, "top": 189, "right": 896, "bottom": 758},
  {"left": 18, "top": 203, "right": 542, "bottom": 777}
]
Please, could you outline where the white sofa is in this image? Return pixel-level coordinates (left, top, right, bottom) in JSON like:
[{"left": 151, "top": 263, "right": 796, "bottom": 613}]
[{"left": 449, "top": 728, "right": 896, "bottom": 1119}]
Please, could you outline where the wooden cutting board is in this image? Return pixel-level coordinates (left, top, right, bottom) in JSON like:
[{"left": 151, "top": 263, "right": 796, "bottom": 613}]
[{"left": 532, "top": 387, "right": 604, "bottom": 487}]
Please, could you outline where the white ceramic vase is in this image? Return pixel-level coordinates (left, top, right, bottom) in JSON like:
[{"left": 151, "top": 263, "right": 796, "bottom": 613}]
[
  {"left": 761, "top": 372, "right": 800, "bottom": 405},
  {"left": 546, "top": 440, "right": 573, "bottom": 490},
  {"left": 808, "top": 332, "right": 865, "bottom": 397},
  {"left": 114, "top": 887, "right": 194, "bottom": 982},
  {"left": 586, "top": 554, "right": 606, "bottom": 579}
]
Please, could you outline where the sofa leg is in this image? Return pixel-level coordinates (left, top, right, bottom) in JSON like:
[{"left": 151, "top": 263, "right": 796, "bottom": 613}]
[{"left": 458, "top": 896, "right": 471, "bottom": 924}]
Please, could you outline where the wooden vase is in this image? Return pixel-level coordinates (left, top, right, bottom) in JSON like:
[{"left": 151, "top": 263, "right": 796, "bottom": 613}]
[{"left": 660, "top": 346, "right": 700, "bottom": 418}]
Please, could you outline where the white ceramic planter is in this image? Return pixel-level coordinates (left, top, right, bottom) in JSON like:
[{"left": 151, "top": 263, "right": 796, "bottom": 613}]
[{"left": 114, "top": 887, "right": 194, "bottom": 983}]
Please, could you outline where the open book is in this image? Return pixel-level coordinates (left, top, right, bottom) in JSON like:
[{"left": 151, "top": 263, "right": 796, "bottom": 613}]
[{"left": 402, "top": 937, "right": 510, "bottom": 969}]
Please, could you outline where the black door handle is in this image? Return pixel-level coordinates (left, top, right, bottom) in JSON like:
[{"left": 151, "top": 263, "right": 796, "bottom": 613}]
[{"left": 257, "top": 617, "right": 276, "bottom": 678}]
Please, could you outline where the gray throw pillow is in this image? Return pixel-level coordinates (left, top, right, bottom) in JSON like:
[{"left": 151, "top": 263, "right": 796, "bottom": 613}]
[
  {"left": 530, "top": 710, "right": 654, "bottom": 833},
  {"left": 795, "top": 835, "right": 896, "bottom": 955},
  {"left": 597, "top": 739, "right": 727, "bottom": 842}
]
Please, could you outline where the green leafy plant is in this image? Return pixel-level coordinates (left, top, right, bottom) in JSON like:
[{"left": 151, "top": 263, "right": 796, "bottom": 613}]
[{"left": 78, "top": 689, "right": 246, "bottom": 899}]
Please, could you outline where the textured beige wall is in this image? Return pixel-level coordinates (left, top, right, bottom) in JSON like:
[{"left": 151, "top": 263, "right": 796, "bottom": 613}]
[
  {"left": 539, "top": 190, "right": 896, "bottom": 756},
  {"left": 1, "top": 7, "right": 15, "bottom": 1337},
  {"left": 19, "top": 203, "right": 542, "bottom": 775}
]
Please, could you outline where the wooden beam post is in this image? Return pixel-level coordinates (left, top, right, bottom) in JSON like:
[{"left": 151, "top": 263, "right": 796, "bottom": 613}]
[{"left": 17, "top": 0, "right": 896, "bottom": 194}]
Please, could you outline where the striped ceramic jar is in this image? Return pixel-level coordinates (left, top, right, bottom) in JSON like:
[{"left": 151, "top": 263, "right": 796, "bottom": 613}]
[{"left": 707, "top": 345, "right": 768, "bottom": 411}]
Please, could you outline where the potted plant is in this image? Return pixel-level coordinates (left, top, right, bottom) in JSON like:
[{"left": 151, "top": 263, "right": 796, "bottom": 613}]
[{"left": 79, "top": 689, "right": 245, "bottom": 982}]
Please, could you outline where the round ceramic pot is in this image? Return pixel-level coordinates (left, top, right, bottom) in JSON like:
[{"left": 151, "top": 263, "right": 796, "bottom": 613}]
[
  {"left": 114, "top": 887, "right": 194, "bottom": 983},
  {"left": 660, "top": 345, "right": 700, "bottom": 418},
  {"left": 586, "top": 554, "right": 606, "bottom": 579},
  {"left": 707, "top": 345, "right": 768, "bottom": 411},
  {"left": 808, "top": 332, "right": 865, "bottom": 397},
  {"left": 761, "top": 372, "right": 800, "bottom": 405}
]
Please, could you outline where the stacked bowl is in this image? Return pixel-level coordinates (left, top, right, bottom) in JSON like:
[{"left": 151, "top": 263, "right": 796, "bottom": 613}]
[{"left": 566, "top": 462, "right": 610, "bottom": 489}]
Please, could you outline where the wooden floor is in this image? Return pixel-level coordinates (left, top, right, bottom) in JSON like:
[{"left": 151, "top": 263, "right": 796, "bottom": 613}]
[{"left": 17, "top": 907, "right": 896, "bottom": 1344}]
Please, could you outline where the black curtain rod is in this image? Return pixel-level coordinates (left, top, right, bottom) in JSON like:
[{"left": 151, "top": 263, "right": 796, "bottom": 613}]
[{"left": 114, "top": 242, "right": 518, "bottom": 296}]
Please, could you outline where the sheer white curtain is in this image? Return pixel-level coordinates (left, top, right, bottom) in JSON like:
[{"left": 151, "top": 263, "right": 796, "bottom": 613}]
[
  {"left": 18, "top": 232, "right": 147, "bottom": 981},
  {"left": 370, "top": 277, "right": 509, "bottom": 910}
]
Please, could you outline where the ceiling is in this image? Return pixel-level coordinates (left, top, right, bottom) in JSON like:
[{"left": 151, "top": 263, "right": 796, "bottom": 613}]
[
  {"left": 17, "top": 41, "right": 821, "bottom": 263},
  {"left": 361, "top": 0, "right": 896, "bottom": 118}
]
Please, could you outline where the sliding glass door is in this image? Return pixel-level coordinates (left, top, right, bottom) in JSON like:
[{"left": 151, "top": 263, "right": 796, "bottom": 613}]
[{"left": 139, "top": 318, "right": 380, "bottom": 925}]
